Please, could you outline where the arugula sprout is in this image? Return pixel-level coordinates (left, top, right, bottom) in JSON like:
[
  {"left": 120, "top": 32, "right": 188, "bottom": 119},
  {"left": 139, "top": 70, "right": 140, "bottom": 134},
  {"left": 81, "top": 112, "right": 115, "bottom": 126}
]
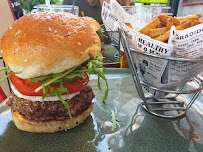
[
  {"left": 96, "top": 53, "right": 104, "bottom": 62},
  {"left": 33, "top": 67, "right": 77, "bottom": 93},
  {"left": 0, "top": 71, "right": 14, "bottom": 82},
  {"left": 96, "top": 25, "right": 108, "bottom": 38},
  {"left": 51, "top": 87, "right": 73, "bottom": 121},
  {"left": 0, "top": 66, "right": 10, "bottom": 72},
  {"left": 111, "top": 110, "right": 119, "bottom": 131},
  {"left": 0, "top": 67, "right": 14, "bottom": 82}
]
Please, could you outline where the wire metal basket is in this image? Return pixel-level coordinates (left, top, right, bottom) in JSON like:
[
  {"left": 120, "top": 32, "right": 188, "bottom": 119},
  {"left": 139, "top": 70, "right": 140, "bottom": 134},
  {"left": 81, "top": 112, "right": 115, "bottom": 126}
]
[
  {"left": 120, "top": 28, "right": 203, "bottom": 118},
  {"left": 105, "top": 29, "right": 121, "bottom": 59}
]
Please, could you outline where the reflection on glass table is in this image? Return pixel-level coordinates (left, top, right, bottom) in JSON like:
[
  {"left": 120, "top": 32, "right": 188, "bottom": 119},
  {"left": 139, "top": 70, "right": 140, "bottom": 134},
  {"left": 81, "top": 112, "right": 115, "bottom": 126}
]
[{"left": 103, "top": 45, "right": 120, "bottom": 68}]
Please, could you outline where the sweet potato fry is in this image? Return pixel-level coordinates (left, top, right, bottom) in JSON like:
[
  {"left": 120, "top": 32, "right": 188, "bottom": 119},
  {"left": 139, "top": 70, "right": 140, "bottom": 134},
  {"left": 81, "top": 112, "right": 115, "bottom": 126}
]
[
  {"left": 158, "top": 14, "right": 180, "bottom": 26},
  {"left": 148, "top": 27, "right": 168, "bottom": 38},
  {"left": 166, "top": 18, "right": 173, "bottom": 30},
  {"left": 155, "top": 22, "right": 191, "bottom": 42},
  {"left": 139, "top": 18, "right": 160, "bottom": 35}
]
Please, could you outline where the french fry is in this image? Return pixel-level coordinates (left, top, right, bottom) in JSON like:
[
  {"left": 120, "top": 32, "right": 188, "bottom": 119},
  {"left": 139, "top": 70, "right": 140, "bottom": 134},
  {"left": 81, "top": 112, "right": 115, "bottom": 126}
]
[
  {"left": 191, "top": 20, "right": 201, "bottom": 26},
  {"left": 176, "top": 14, "right": 200, "bottom": 22},
  {"left": 157, "top": 23, "right": 165, "bottom": 28},
  {"left": 166, "top": 18, "right": 173, "bottom": 30},
  {"left": 154, "top": 31, "right": 170, "bottom": 42},
  {"left": 140, "top": 13, "right": 201, "bottom": 43},
  {"left": 158, "top": 14, "right": 180, "bottom": 26},
  {"left": 148, "top": 27, "right": 168, "bottom": 38},
  {"left": 179, "top": 21, "right": 191, "bottom": 29},
  {"left": 155, "top": 22, "right": 191, "bottom": 42},
  {"left": 194, "top": 13, "right": 201, "bottom": 18},
  {"left": 180, "top": 19, "right": 189, "bottom": 25},
  {"left": 139, "top": 18, "right": 160, "bottom": 35},
  {"left": 125, "top": 23, "right": 133, "bottom": 29},
  {"left": 153, "top": 15, "right": 158, "bottom": 19}
]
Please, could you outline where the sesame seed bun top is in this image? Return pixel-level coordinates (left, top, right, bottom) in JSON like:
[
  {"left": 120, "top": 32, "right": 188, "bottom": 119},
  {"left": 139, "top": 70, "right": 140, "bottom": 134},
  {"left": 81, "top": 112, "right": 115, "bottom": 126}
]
[
  {"left": 1, "top": 13, "right": 101, "bottom": 79},
  {"left": 82, "top": 16, "right": 101, "bottom": 31}
]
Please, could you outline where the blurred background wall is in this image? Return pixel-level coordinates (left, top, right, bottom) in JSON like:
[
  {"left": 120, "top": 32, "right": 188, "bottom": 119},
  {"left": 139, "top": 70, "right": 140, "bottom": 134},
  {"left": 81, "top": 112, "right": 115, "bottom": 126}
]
[{"left": 177, "top": 1, "right": 203, "bottom": 20}]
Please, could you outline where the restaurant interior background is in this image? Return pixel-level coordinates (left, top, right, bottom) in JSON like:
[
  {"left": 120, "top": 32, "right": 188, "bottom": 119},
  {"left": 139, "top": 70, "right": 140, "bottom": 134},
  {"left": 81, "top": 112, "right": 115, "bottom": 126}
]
[
  {"left": 0, "top": 0, "right": 203, "bottom": 96},
  {"left": 3, "top": 0, "right": 203, "bottom": 48},
  {"left": 5, "top": 0, "right": 203, "bottom": 21}
]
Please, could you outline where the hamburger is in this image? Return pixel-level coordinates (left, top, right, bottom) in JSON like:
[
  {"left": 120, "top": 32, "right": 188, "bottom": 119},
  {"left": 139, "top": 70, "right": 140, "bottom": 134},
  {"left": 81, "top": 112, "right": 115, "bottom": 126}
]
[
  {"left": 1, "top": 12, "right": 108, "bottom": 133},
  {"left": 82, "top": 16, "right": 101, "bottom": 32},
  {"left": 82, "top": 16, "right": 106, "bottom": 56}
]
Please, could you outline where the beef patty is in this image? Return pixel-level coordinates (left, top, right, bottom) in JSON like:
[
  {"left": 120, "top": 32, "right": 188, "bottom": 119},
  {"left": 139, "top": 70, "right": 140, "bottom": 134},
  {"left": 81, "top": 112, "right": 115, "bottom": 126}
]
[{"left": 7, "top": 85, "right": 95, "bottom": 122}]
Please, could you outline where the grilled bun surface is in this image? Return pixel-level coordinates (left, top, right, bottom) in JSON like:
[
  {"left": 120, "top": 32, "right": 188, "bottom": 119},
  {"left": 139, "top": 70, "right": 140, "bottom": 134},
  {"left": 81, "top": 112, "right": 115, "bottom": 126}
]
[
  {"left": 82, "top": 16, "right": 101, "bottom": 31},
  {"left": 1, "top": 13, "right": 101, "bottom": 79}
]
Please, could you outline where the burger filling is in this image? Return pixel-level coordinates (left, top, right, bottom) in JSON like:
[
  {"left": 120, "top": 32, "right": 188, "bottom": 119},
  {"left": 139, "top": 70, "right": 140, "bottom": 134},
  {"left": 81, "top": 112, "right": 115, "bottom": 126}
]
[
  {"left": 7, "top": 86, "right": 94, "bottom": 122},
  {"left": 1, "top": 54, "right": 108, "bottom": 122}
]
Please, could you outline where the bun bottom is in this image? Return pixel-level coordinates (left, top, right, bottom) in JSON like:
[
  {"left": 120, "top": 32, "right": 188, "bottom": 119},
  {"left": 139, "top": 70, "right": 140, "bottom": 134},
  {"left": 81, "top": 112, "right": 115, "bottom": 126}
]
[{"left": 12, "top": 103, "right": 93, "bottom": 133}]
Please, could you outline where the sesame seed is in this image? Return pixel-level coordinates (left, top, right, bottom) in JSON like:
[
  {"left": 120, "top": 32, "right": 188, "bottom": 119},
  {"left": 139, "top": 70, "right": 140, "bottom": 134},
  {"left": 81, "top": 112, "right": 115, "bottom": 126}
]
[
  {"left": 64, "top": 34, "right": 70, "bottom": 37},
  {"left": 62, "top": 20, "right": 67, "bottom": 24},
  {"left": 15, "top": 30, "right": 21, "bottom": 37},
  {"left": 49, "top": 27, "right": 52, "bottom": 31},
  {"left": 54, "top": 30, "right": 57, "bottom": 34},
  {"left": 9, "top": 27, "right": 12, "bottom": 29},
  {"left": 78, "top": 42, "right": 81, "bottom": 45},
  {"left": 82, "top": 25, "right": 85, "bottom": 28},
  {"left": 1, "top": 50, "right": 3, "bottom": 53},
  {"left": 24, "top": 59, "right": 28, "bottom": 62},
  {"left": 73, "top": 29, "right": 78, "bottom": 33},
  {"left": 81, "top": 52, "right": 83, "bottom": 54},
  {"left": 15, "top": 48, "right": 18, "bottom": 52}
]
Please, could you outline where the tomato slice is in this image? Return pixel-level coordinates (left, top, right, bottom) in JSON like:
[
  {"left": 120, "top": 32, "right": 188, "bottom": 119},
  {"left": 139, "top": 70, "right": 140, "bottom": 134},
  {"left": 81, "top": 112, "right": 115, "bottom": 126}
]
[
  {"left": 99, "top": 36, "right": 103, "bottom": 40},
  {"left": 9, "top": 73, "right": 89, "bottom": 96}
]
